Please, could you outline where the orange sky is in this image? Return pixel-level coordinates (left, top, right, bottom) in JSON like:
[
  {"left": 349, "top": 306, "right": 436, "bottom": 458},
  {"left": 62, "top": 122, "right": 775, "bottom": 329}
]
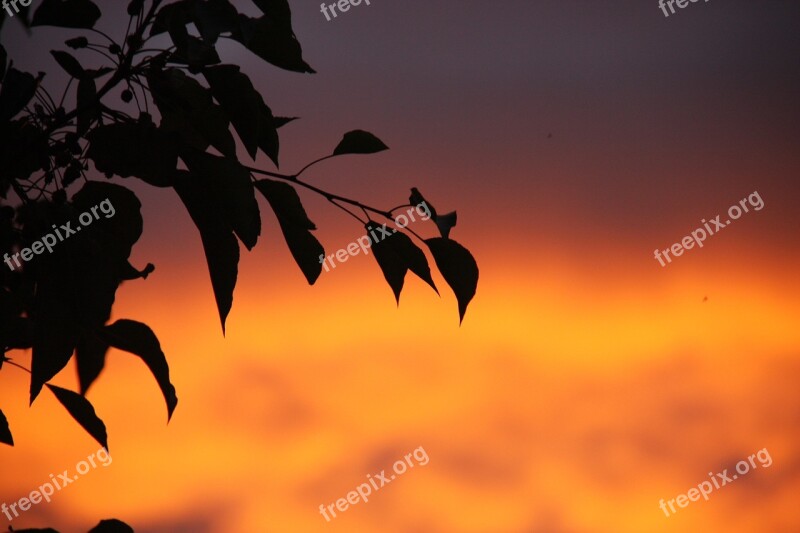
[{"left": 2, "top": 1, "right": 800, "bottom": 532}]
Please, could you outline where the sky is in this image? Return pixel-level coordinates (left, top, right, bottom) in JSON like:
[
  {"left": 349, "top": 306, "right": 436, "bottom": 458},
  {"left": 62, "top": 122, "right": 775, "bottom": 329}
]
[{"left": 2, "top": 0, "right": 800, "bottom": 532}]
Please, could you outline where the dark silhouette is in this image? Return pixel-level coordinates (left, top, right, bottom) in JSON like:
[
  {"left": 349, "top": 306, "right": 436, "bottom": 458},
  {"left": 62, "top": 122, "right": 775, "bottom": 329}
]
[{"left": 0, "top": 0, "right": 478, "bottom": 473}]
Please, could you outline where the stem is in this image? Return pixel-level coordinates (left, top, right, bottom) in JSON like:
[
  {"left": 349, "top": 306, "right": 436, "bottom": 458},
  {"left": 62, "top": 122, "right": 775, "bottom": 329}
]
[
  {"left": 3, "top": 360, "right": 32, "bottom": 375},
  {"left": 295, "top": 154, "right": 335, "bottom": 177}
]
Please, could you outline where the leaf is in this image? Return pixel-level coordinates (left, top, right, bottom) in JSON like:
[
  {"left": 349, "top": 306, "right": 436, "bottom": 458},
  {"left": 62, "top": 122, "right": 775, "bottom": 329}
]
[
  {"left": 31, "top": 0, "right": 101, "bottom": 29},
  {"left": 426, "top": 237, "right": 478, "bottom": 323},
  {"left": 103, "top": 320, "right": 178, "bottom": 421},
  {"left": 255, "top": 179, "right": 324, "bottom": 284},
  {"left": 65, "top": 36, "right": 89, "bottom": 49},
  {"left": 86, "top": 119, "right": 178, "bottom": 186},
  {"left": 174, "top": 171, "right": 239, "bottom": 333},
  {"left": 150, "top": 0, "right": 193, "bottom": 37},
  {"left": 181, "top": 150, "right": 261, "bottom": 250},
  {"left": 46, "top": 384, "right": 108, "bottom": 450},
  {"left": 0, "top": 68, "right": 38, "bottom": 121},
  {"left": 168, "top": 34, "right": 221, "bottom": 69},
  {"left": 233, "top": 14, "right": 315, "bottom": 73},
  {"left": 89, "top": 519, "right": 135, "bottom": 533},
  {"left": 203, "top": 65, "right": 278, "bottom": 163},
  {"left": 193, "top": 0, "right": 239, "bottom": 44},
  {"left": 410, "top": 188, "right": 457, "bottom": 238},
  {"left": 0, "top": 409, "right": 13, "bottom": 446},
  {"left": 147, "top": 68, "right": 236, "bottom": 158},
  {"left": 333, "top": 130, "right": 389, "bottom": 156},
  {"left": 30, "top": 296, "right": 79, "bottom": 404},
  {"left": 50, "top": 50, "right": 85, "bottom": 78},
  {"left": 366, "top": 222, "right": 437, "bottom": 303},
  {"left": 76, "top": 331, "right": 108, "bottom": 395},
  {"left": 76, "top": 77, "right": 98, "bottom": 135},
  {"left": 274, "top": 116, "right": 297, "bottom": 128},
  {"left": 0, "top": 44, "right": 7, "bottom": 82}
]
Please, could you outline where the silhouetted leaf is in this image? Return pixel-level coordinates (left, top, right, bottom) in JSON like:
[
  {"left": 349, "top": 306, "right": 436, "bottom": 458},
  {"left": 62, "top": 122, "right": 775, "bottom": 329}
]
[
  {"left": 233, "top": 14, "right": 315, "bottom": 73},
  {"left": 89, "top": 519, "right": 134, "bottom": 533},
  {"left": 0, "top": 44, "right": 6, "bottom": 82},
  {"left": 168, "top": 34, "right": 221, "bottom": 68},
  {"left": 366, "top": 222, "right": 437, "bottom": 303},
  {"left": 426, "top": 237, "right": 478, "bottom": 323},
  {"left": 0, "top": 68, "right": 37, "bottom": 121},
  {"left": 12, "top": 529, "right": 60, "bottom": 533},
  {"left": 46, "top": 384, "right": 108, "bottom": 450},
  {"left": 147, "top": 68, "right": 235, "bottom": 157},
  {"left": 274, "top": 116, "right": 297, "bottom": 128},
  {"left": 174, "top": 171, "right": 239, "bottom": 333},
  {"left": 50, "top": 50, "right": 85, "bottom": 78},
  {"left": 103, "top": 320, "right": 178, "bottom": 421},
  {"left": 255, "top": 179, "right": 324, "bottom": 284},
  {"left": 150, "top": 0, "right": 193, "bottom": 37},
  {"left": 0, "top": 409, "right": 13, "bottom": 446},
  {"left": 410, "top": 188, "right": 457, "bottom": 238},
  {"left": 76, "top": 331, "right": 108, "bottom": 395},
  {"left": 76, "top": 77, "right": 98, "bottom": 135},
  {"left": 87, "top": 119, "right": 178, "bottom": 186},
  {"left": 203, "top": 65, "right": 276, "bottom": 162},
  {"left": 333, "top": 130, "right": 389, "bottom": 156},
  {"left": 181, "top": 150, "right": 261, "bottom": 250},
  {"left": 193, "top": 0, "right": 239, "bottom": 44},
  {"left": 30, "top": 297, "right": 79, "bottom": 404},
  {"left": 32, "top": 0, "right": 101, "bottom": 29},
  {"left": 65, "top": 36, "right": 89, "bottom": 49}
]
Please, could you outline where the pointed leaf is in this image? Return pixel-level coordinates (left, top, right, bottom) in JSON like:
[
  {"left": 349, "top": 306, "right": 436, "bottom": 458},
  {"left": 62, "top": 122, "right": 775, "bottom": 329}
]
[
  {"left": 233, "top": 14, "right": 315, "bottom": 73},
  {"left": 410, "top": 188, "right": 457, "bottom": 238},
  {"left": 274, "top": 116, "right": 297, "bottom": 128},
  {"left": 366, "top": 222, "right": 405, "bottom": 302},
  {"left": 255, "top": 179, "right": 324, "bottom": 284},
  {"left": 30, "top": 298, "right": 79, "bottom": 404},
  {"left": 181, "top": 150, "right": 261, "bottom": 250},
  {"left": 32, "top": 0, "right": 101, "bottom": 29},
  {"left": 50, "top": 50, "right": 85, "bottom": 78},
  {"left": 366, "top": 222, "right": 437, "bottom": 302},
  {"left": 426, "top": 238, "right": 478, "bottom": 323},
  {"left": 103, "top": 320, "right": 178, "bottom": 421},
  {"left": 0, "top": 409, "right": 13, "bottom": 446},
  {"left": 76, "top": 332, "right": 108, "bottom": 395},
  {"left": 147, "top": 68, "right": 236, "bottom": 157},
  {"left": 46, "top": 384, "right": 108, "bottom": 450},
  {"left": 174, "top": 171, "right": 239, "bottom": 333},
  {"left": 333, "top": 130, "right": 389, "bottom": 156},
  {"left": 0, "top": 68, "right": 38, "bottom": 121},
  {"left": 203, "top": 65, "right": 276, "bottom": 162}
]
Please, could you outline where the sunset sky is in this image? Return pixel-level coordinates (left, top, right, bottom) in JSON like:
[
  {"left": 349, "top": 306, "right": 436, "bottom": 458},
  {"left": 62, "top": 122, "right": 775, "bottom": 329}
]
[{"left": 2, "top": 0, "right": 800, "bottom": 532}]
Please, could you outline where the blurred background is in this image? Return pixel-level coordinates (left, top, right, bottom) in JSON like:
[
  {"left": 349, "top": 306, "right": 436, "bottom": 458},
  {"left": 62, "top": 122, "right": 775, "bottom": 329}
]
[{"left": 2, "top": 0, "right": 800, "bottom": 531}]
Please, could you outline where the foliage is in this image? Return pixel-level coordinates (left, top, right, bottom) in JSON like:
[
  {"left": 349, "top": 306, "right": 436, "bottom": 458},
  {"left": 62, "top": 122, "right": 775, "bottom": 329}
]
[{"left": 0, "top": 0, "right": 479, "bottom": 454}]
